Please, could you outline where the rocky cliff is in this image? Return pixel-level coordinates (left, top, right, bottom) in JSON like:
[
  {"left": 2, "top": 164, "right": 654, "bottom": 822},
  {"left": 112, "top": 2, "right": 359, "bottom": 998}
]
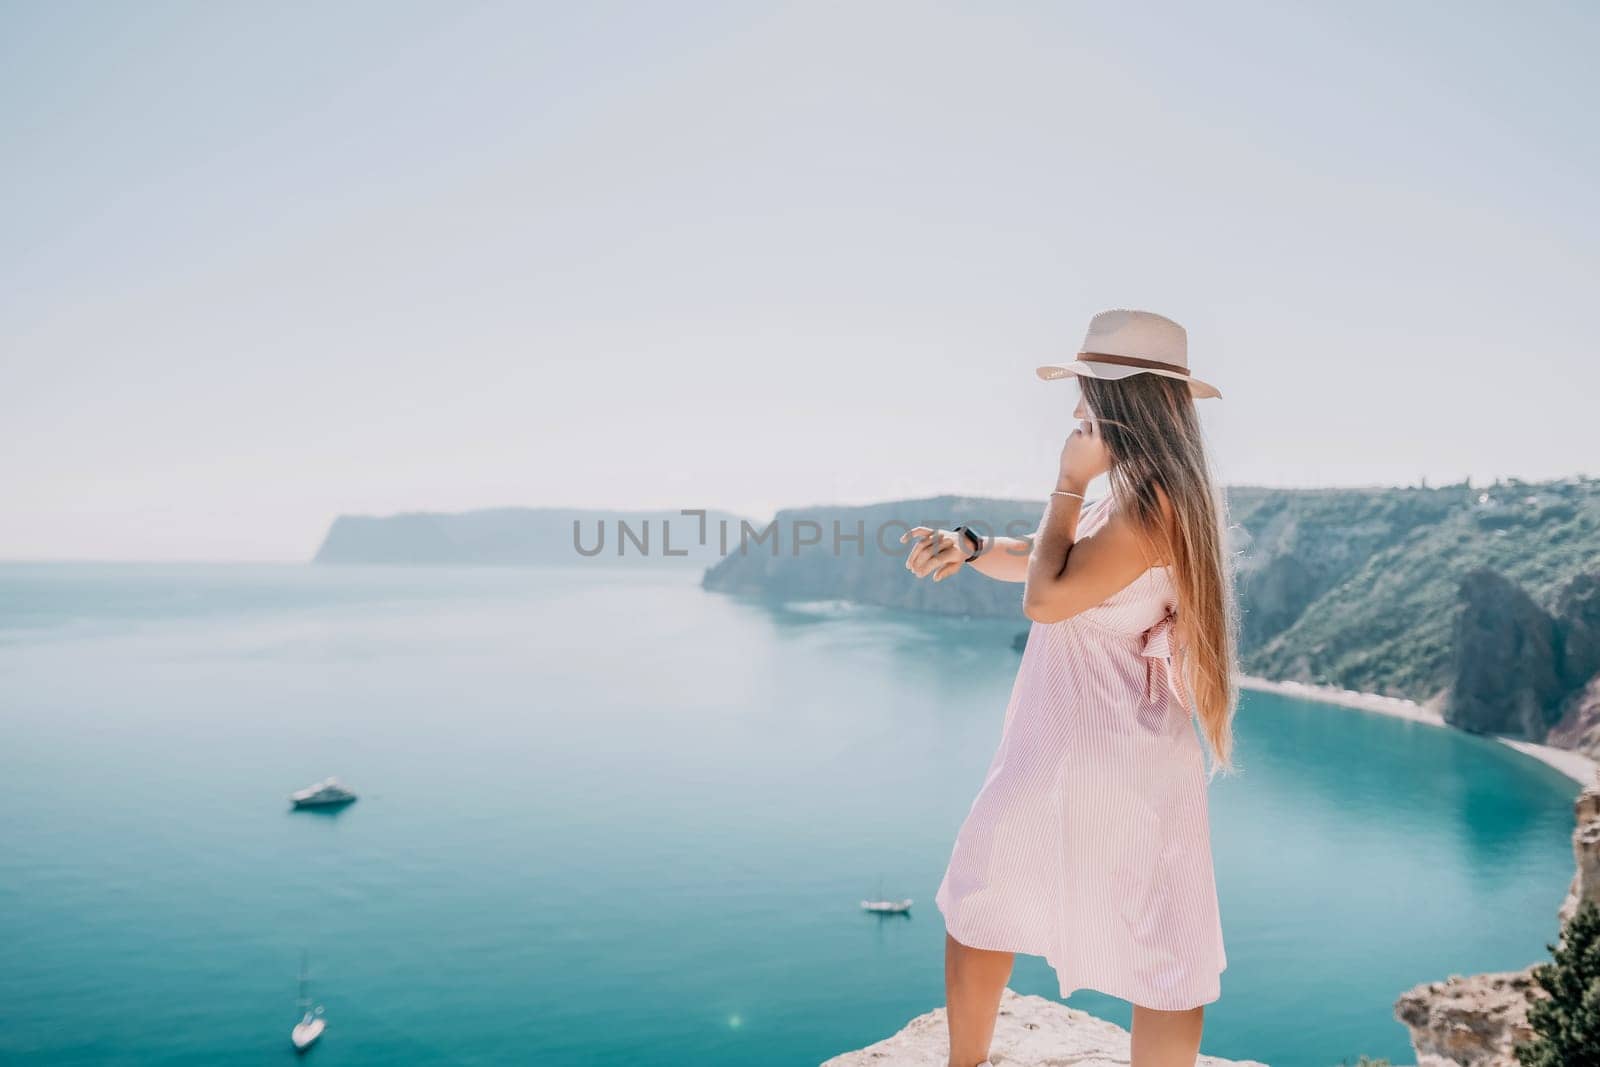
[
  {"left": 822, "top": 987, "right": 1267, "bottom": 1067},
  {"left": 1560, "top": 780, "right": 1600, "bottom": 926},
  {"left": 1394, "top": 772, "right": 1600, "bottom": 1066},
  {"left": 1395, "top": 971, "right": 1539, "bottom": 1067},
  {"left": 1548, "top": 677, "right": 1600, "bottom": 763},
  {"left": 1446, "top": 569, "right": 1600, "bottom": 747},
  {"left": 1447, "top": 569, "right": 1566, "bottom": 737}
]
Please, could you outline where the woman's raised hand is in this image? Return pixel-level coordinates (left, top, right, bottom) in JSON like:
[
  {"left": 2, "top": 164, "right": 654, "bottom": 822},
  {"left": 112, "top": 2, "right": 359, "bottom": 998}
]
[
  {"left": 1058, "top": 416, "right": 1111, "bottom": 490},
  {"left": 900, "top": 527, "right": 967, "bottom": 582}
]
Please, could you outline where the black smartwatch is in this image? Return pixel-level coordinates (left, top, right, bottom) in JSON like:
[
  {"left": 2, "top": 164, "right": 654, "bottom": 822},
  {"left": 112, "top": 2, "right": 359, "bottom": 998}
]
[{"left": 952, "top": 524, "right": 985, "bottom": 563}]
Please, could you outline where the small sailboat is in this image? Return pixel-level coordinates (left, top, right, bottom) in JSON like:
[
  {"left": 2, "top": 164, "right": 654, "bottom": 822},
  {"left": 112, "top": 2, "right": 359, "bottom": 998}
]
[
  {"left": 860, "top": 876, "right": 913, "bottom": 914},
  {"left": 289, "top": 777, "right": 357, "bottom": 810},
  {"left": 290, "top": 953, "right": 326, "bottom": 1053}
]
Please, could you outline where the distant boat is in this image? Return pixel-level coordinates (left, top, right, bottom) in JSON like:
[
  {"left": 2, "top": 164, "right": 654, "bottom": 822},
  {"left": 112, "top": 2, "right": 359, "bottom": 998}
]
[
  {"left": 290, "top": 952, "right": 326, "bottom": 1053},
  {"left": 289, "top": 778, "right": 357, "bottom": 809},
  {"left": 861, "top": 876, "right": 913, "bottom": 914},
  {"left": 861, "top": 898, "right": 913, "bottom": 914}
]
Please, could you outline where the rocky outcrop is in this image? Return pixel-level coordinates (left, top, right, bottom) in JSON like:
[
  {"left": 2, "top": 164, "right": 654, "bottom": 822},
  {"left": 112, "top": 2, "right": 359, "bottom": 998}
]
[
  {"left": 1557, "top": 573, "right": 1600, "bottom": 689},
  {"left": 1396, "top": 773, "right": 1600, "bottom": 1065},
  {"left": 822, "top": 987, "right": 1266, "bottom": 1067},
  {"left": 1235, "top": 550, "right": 1319, "bottom": 650},
  {"left": 1548, "top": 675, "right": 1600, "bottom": 760},
  {"left": 1394, "top": 970, "right": 1539, "bottom": 1067},
  {"left": 1444, "top": 569, "right": 1600, "bottom": 742},
  {"left": 1540, "top": 574, "right": 1600, "bottom": 758},
  {"left": 1559, "top": 778, "right": 1600, "bottom": 925},
  {"left": 1446, "top": 569, "right": 1564, "bottom": 736}
]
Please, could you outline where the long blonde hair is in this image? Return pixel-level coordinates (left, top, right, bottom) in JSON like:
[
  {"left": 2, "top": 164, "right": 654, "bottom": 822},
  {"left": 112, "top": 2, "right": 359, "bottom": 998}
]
[{"left": 1078, "top": 373, "right": 1240, "bottom": 774}]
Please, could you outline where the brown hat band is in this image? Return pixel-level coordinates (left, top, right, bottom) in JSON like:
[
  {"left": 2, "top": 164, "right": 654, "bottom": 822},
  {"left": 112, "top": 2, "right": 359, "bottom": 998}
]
[{"left": 1080, "top": 351, "right": 1189, "bottom": 376}]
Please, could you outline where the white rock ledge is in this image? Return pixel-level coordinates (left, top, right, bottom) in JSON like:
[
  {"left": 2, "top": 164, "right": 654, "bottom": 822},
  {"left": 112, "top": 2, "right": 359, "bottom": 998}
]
[{"left": 822, "top": 988, "right": 1269, "bottom": 1067}]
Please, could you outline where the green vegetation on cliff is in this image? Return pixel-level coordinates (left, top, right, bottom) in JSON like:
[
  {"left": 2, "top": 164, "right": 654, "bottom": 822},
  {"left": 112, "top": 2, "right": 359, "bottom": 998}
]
[
  {"left": 1235, "top": 478, "right": 1600, "bottom": 700},
  {"left": 1516, "top": 899, "right": 1600, "bottom": 1067}
]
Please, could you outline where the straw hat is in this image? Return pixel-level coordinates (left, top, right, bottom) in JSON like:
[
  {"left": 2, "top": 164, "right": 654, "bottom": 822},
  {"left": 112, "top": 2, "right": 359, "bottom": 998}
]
[{"left": 1036, "top": 309, "right": 1221, "bottom": 399}]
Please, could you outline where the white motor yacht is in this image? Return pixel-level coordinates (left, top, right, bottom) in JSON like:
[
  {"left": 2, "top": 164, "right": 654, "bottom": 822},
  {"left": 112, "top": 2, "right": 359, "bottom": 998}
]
[{"left": 289, "top": 778, "right": 357, "bottom": 809}]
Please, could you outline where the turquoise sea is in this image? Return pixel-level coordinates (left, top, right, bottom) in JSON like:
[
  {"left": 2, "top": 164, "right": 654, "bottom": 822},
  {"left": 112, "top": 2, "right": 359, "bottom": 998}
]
[{"left": 0, "top": 563, "right": 1580, "bottom": 1066}]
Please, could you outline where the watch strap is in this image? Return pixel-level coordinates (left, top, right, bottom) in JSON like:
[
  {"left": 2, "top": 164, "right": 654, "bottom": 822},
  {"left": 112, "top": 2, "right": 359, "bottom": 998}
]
[{"left": 953, "top": 524, "right": 984, "bottom": 563}]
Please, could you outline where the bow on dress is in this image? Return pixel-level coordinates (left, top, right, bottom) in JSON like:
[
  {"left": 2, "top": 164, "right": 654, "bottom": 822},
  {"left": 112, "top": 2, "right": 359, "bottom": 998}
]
[{"left": 1139, "top": 610, "right": 1190, "bottom": 707}]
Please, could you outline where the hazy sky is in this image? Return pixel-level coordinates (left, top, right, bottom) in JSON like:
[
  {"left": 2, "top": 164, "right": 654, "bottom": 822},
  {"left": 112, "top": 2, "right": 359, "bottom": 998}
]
[{"left": 4, "top": 1, "right": 1596, "bottom": 560}]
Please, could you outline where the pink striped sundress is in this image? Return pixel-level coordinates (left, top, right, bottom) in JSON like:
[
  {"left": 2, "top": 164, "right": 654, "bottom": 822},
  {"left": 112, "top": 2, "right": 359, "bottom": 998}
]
[{"left": 934, "top": 492, "right": 1227, "bottom": 1011}]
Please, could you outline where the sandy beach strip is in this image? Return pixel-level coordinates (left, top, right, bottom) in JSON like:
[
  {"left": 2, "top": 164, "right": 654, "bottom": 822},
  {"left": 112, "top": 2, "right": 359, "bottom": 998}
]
[
  {"left": 1238, "top": 675, "right": 1444, "bottom": 725},
  {"left": 1495, "top": 738, "right": 1598, "bottom": 787},
  {"left": 1239, "top": 674, "right": 1597, "bottom": 787}
]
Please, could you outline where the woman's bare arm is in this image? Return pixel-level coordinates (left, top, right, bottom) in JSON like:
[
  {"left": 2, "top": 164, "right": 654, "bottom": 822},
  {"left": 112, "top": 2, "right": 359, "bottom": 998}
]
[
  {"left": 970, "top": 536, "right": 1034, "bottom": 582},
  {"left": 1021, "top": 485, "right": 1152, "bottom": 622},
  {"left": 901, "top": 528, "right": 1034, "bottom": 583},
  {"left": 901, "top": 416, "right": 1169, "bottom": 607},
  {"left": 1020, "top": 418, "right": 1162, "bottom": 623}
]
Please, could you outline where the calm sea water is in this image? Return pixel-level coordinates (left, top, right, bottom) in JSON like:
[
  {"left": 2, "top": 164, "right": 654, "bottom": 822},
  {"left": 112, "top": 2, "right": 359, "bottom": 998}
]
[{"left": 0, "top": 563, "right": 1579, "bottom": 1067}]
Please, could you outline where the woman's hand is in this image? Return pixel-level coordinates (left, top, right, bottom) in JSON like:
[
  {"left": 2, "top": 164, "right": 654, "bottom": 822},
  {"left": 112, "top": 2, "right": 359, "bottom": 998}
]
[
  {"left": 900, "top": 527, "right": 968, "bottom": 582},
  {"left": 1058, "top": 417, "right": 1111, "bottom": 490}
]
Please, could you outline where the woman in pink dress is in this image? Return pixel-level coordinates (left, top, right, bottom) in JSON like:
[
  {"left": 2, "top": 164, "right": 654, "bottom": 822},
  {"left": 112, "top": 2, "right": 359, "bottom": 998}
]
[{"left": 901, "top": 309, "right": 1238, "bottom": 1067}]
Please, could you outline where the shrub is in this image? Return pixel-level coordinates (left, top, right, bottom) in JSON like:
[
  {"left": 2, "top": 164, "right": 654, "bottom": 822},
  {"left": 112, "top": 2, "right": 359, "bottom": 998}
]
[{"left": 1516, "top": 899, "right": 1600, "bottom": 1066}]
